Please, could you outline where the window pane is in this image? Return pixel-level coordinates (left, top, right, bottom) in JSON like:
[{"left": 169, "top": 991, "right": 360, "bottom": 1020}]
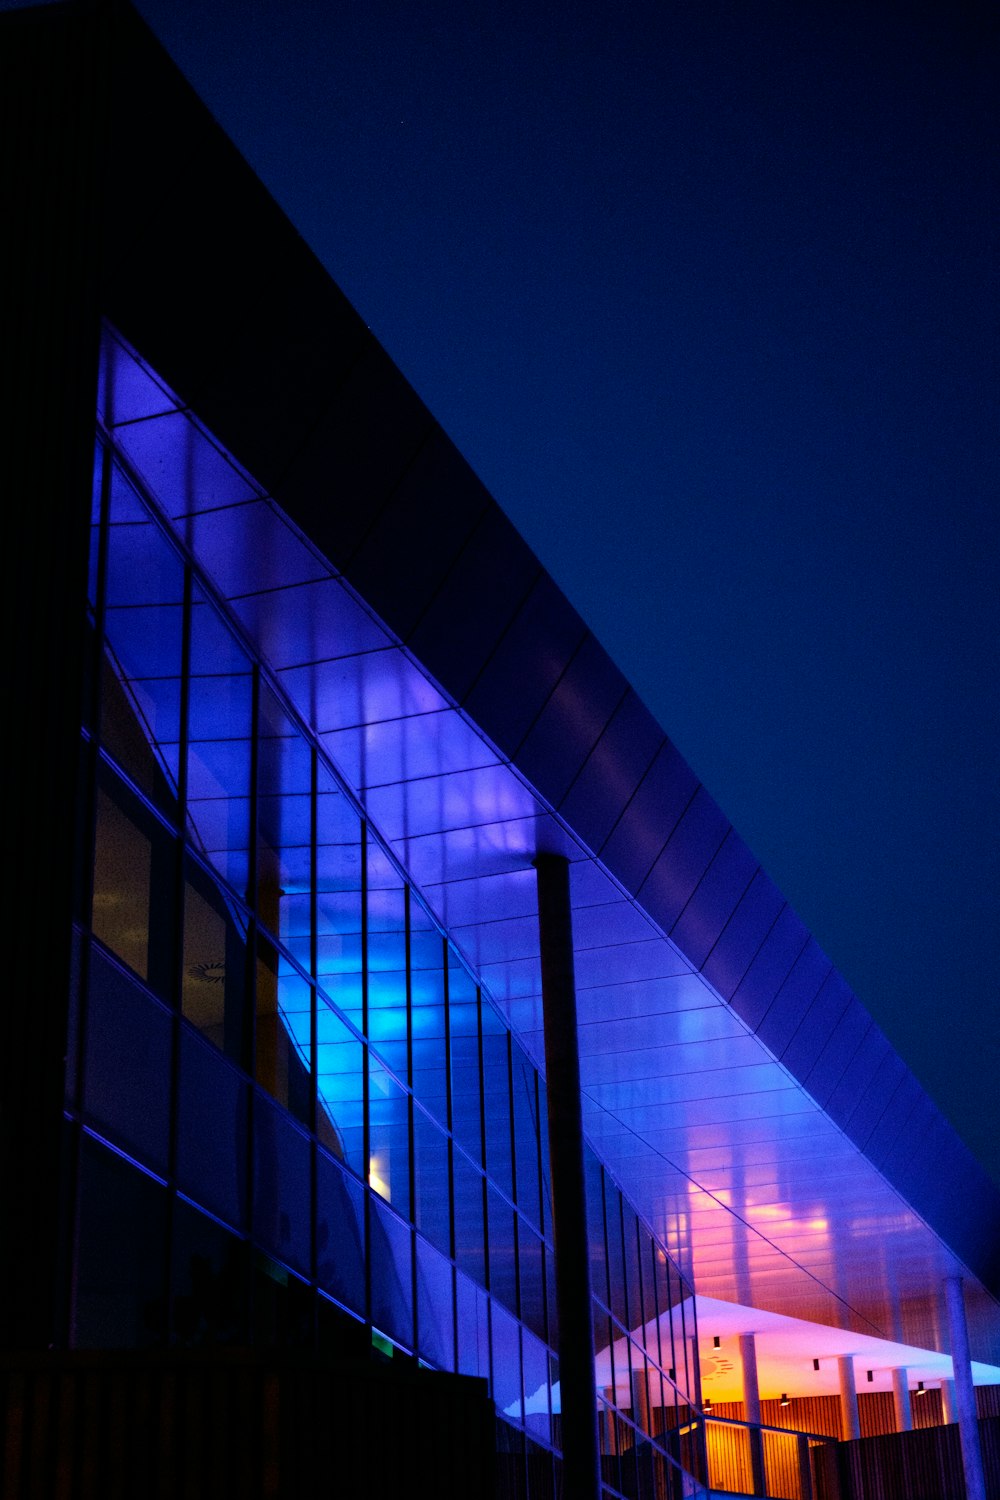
[
  {"left": 487, "top": 1186, "right": 518, "bottom": 1319},
  {"left": 417, "top": 1237, "right": 454, "bottom": 1371},
  {"left": 256, "top": 687, "right": 312, "bottom": 972},
  {"left": 410, "top": 900, "right": 447, "bottom": 1126},
  {"left": 186, "top": 588, "right": 253, "bottom": 896},
  {"left": 481, "top": 1006, "right": 512, "bottom": 1198},
  {"left": 511, "top": 1046, "right": 541, "bottom": 1230},
  {"left": 92, "top": 780, "right": 151, "bottom": 982},
  {"left": 455, "top": 1268, "right": 490, "bottom": 1381},
  {"left": 74, "top": 1135, "right": 167, "bottom": 1348},
  {"left": 369, "top": 1056, "right": 410, "bottom": 1220},
  {"left": 370, "top": 1197, "right": 413, "bottom": 1352},
  {"left": 177, "top": 1026, "right": 248, "bottom": 1230},
  {"left": 315, "top": 763, "right": 363, "bottom": 1030},
  {"left": 253, "top": 1093, "right": 312, "bottom": 1277},
  {"left": 83, "top": 945, "right": 171, "bottom": 1174},
  {"left": 316, "top": 1145, "right": 366, "bottom": 1318},
  {"left": 316, "top": 995, "right": 364, "bottom": 1174},
  {"left": 453, "top": 1149, "right": 486, "bottom": 1288},
  {"left": 255, "top": 937, "right": 311, "bottom": 1128},
  {"left": 171, "top": 1197, "right": 248, "bottom": 1346},
  {"left": 182, "top": 854, "right": 249, "bottom": 1062},
  {"left": 366, "top": 841, "right": 408, "bottom": 1080},
  {"left": 413, "top": 1104, "right": 451, "bottom": 1256},
  {"left": 448, "top": 955, "right": 482, "bottom": 1164}
]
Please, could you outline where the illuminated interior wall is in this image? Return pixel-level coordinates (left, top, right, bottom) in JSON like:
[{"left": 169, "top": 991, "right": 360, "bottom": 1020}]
[{"left": 59, "top": 333, "right": 708, "bottom": 1498}]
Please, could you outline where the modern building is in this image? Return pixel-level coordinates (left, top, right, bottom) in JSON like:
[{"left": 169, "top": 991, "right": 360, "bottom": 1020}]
[{"left": 3, "top": 4, "right": 999, "bottom": 1498}]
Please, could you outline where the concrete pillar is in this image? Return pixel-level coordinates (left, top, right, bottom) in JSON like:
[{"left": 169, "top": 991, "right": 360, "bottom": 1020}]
[
  {"left": 837, "top": 1355, "right": 861, "bottom": 1442},
  {"left": 631, "top": 1364, "right": 650, "bottom": 1435},
  {"left": 941, "top": 1378, "right": 958, "bottom": 1425},
  {"left": 891, "top": 1367, "right": 912, "bottom": 1432},
  {"left": 534, "top": 854, "right": 601, "bottom": 1500},
  {"left": 944, "top": 1275, "right": 986, "bottom": 1500},
  {"left": 739, "top": 1333, "right": 767, "bottom": 1496}
]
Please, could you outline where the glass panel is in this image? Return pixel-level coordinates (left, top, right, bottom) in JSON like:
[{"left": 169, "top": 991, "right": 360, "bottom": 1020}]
[
  {"left": 410, "top": 900, "right": 447, "bottom": 1126},
  {"left": 455, "top": 1268, "right": 490, "bottom": 1381},
  {"left": 366, "top": 839, "right": 408, "bottom": 1080},
  {"left": 521, "top": 1328, "right": 552, "bottom": 1442},
  {"left": 171, "top": 1197, "right": 248, "bottom": 1346},
  {"left": 453, "top": 1148, "right": 486, "bottom": 1288},
  {"left": 256, "top": 687, "right": 312, "bottom": 971},
  {"left": 177, "top": 1027, "right": 248, "bottom": 1230},
  {"left": 74, "top": 1135, "right": 167, "bottom": 1348},
  {"left": 315, "top": 760, "right": 363, "bottom": 1031},
  {"left": 186, "top": 586, "right": 253, "bottom": 897},
  {"left": 252, "top": 1093, "right": 312, "bottom": 1277},
  {"left": 448, "top": 954, "right": 482, "bottom": 1164},
  {"left": 182, "top": 854, "right": 249, "bottom": 1063},
  {"left": 487, "top": 1186, "right": 518, "bottom": 1318},
  {"left": 491, "top": 1300, "right": 523, "bottom": 1425},
  {"left": 482, "top": 1005, "right": 512, "bottom": 1198},
  {"left": 83, "top": 945, "right": 172, "bottom": 1174},
  {"left": 517, "top": 1216, "right": 546, "bottom": 1343},
  {"left": 413, "top": 1104, "right": 451, "bottom": 1256},
  {"left": 369, "top": 1055, "right": 410, "bottom": 1220},
  {"left": 101, "top": 461, "right": 184, "bottom": 812},
  {"left": 416, "top": 1236, "right": 454, "bottom": 1371},
  {"left": 91, "top": 779, "right": 151, "bottom": 983},
  {"left": 585, "top": 1147, "right": 608, "bottom": 1307},
  {"left": 370, "top": 1196, "right": 413, "bottom": 1352},
  {"left": 316, "top": 995, "right": 364, "bottom": 1174},
  {"left": 511, "top": 1046, "right": 541, "bottom": 1230},
  {"left": 606, "top": 1181, "right": 628, "bottom": 1327},
  {"left": 623, "top": 1203, "right": 643, "bottom": 1334},
  {"left": 316, "top": 1145, "right": 366, "bottom": 1318},
  {"left": 255, "top": 936, "right": 311, "bottom": 1128}
]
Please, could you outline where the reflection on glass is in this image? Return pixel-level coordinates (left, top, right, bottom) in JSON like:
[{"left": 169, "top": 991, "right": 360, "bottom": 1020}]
[
  {"left": 182, "top": 855, "right": 248, "bottom": 1062},
  {"left": 369, "top": 1055, "right": 410, "bottom": 1220},
  {"left": 256, "top": 936, "right": 311, "bottom": 1128}
]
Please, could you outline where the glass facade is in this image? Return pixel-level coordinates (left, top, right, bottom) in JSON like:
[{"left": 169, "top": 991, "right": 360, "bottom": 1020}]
[{"left": 61, "top": 329, "right": 706, "bottom": 1497}]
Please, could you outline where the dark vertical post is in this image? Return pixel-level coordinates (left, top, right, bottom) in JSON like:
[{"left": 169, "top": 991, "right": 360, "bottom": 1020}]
[
  {"left": 1, "top": 0, "right": 109, "bottom": 1350},
  {"left": 534, "top": 853, "right": 601, "bottom": 1500}
]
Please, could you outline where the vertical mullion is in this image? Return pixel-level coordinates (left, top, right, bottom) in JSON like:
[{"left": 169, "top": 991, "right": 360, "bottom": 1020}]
[
  {"left": 361, "top": 823, "right": 372, "bottom": 1333},
  {"left": 406, "top": 884, "right": 418, "bottom": 1359},
  {"left": 164, "top": 560, "right": 192, "bottom": 1343},
  {"left": 309, "top": 742, "right": 319, "bottom": 1345},
  {"left": 67, "top": 435, "right": 115, "bottom": 1346}
]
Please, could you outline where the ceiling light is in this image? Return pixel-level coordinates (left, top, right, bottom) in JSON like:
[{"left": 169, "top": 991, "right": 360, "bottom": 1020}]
[
  {"left": 916, "top": 1381, "right": 926, "bottom": 1396},
  {"left": 704, "top": 1398, "right": 713, "bottom": 1415},
  {"left": 867, "top": 1370, "right": 874, "bottom": 1382},
  {"left": 713, "top": 1336, "right": 721, "bottom": 1349},
  {"left": 813, "top": 1359, "right": 820, "bottom": 1372},
  {"left": 780, "top": 1393, "right": 790, "bottom": 1406}
]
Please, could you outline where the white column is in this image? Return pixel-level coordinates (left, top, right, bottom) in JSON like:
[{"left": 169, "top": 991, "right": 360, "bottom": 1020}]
[
  {"left": 739, "top": 1333, "right": 766, "bottom": 1495},
  {"left": 837, "top": 1355, "right": 861, "bottom": 1442},
  {"left": 944, "top": 1276, "right": 986, "bottom": 1500},
  {"left": 941, "top": 1378, "right": 958, "bottom": 1425},
  {"left": 891, "top": 1367, "right": 912, "bottom": 1432}
]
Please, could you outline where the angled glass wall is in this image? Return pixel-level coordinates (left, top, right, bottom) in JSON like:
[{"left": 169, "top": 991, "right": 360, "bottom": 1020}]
[{"left": 62, "top": 326, "right": 708, "bottom": 1499}]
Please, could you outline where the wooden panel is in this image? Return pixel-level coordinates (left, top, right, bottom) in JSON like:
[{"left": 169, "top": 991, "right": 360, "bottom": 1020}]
[{"left": 812, "top": 1414, "right": 1000, "bottom": 1500}]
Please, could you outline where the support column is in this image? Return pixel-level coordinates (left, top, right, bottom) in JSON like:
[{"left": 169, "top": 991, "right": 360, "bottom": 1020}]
[
  {"left": 891, "top": 1368, "right": 912, "bottom": 1432},
  {"left": 739, "top": 1333, "right": 767, "bottom": 1496},
  {"left": 534, "top": 854, "right": 601, "bottom": 1500},
  {"left": 837, "top": 1356, "right": 861, "bottom": 1442},
  {"left": 631, "top": 1365, "right": 650, "bottom": 1435},
  {"left": 944, "top": 1276, "right": 986, "bottom": 1500},
  {"left": 941, "top": 1378, "right": 958, "bottom": 1425}
]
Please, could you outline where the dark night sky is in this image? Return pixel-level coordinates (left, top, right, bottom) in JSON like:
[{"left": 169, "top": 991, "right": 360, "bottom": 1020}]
[{"left": 94, "top": 1, "right": 1000, "bottom": 1179}]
